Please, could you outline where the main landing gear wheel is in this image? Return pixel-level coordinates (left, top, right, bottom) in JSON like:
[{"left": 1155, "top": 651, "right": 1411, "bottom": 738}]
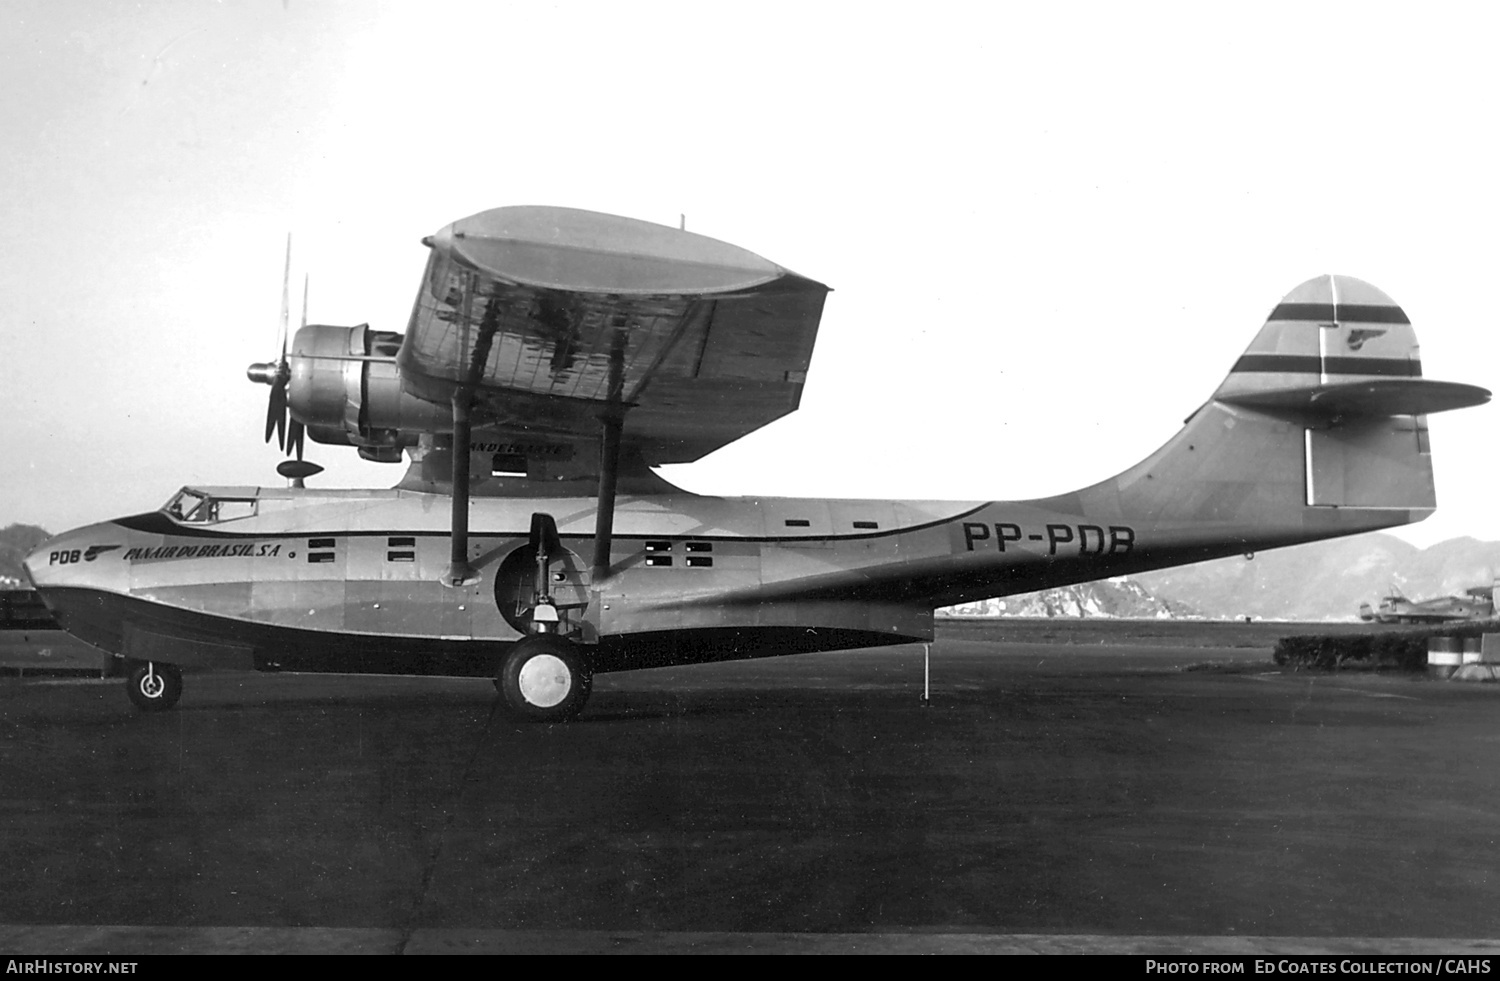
[
  {"left": 125, "top": 661, "right": 183, "bottom": 712},
  {"left": 496, "top": 635, "right": 592, "bottom": 723}
]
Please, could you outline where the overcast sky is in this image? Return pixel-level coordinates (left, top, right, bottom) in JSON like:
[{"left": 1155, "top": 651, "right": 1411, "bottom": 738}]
[{"left": 5, "top": 1, "right": 1499, "bottom": 548}]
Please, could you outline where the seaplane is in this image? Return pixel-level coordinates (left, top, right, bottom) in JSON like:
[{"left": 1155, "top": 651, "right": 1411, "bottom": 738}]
[{"left": 23, "top": 206, "right": 1491, "bottom": 721}]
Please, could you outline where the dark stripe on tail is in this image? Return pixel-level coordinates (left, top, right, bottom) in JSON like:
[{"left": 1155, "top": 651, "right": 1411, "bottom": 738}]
[
  {"left": 1325, "top": 356, "right": 1421, "bottom": 376},
  {"left": 1232, "top": 354, "right": 1421, "bottom": 376},
  {"left": 1233, "top": 354, "right": 1320, "bottom": 374},
  {"left": 1268, "top": 303, "right": 1411, "bottom": 324}
]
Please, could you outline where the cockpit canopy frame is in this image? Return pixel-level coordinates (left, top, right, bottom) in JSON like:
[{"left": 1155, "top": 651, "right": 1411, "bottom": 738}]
[{"left": 161, "top": 488, "right": 258, "bottom": 524}]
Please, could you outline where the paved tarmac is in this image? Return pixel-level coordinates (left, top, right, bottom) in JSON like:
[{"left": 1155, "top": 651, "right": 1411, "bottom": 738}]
[{"left": 2, "top": 622, "right": 1499, "bottom": 954}]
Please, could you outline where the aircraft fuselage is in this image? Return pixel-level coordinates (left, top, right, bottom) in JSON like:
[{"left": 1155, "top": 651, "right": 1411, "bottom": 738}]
[{"left": 27, "top": 475, "right": 1409, "bottom": 680}]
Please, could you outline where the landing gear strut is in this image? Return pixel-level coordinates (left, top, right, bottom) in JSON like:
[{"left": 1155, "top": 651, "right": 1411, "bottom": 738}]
[
  {"left": 125, "top": 660, "right": 183, "bottom": 712},
  {"left": 441, "top": 280, "right": 620, "bottom": 724},
  {"left": 495, "top": 635, "right": 592, "bottom": 723}
]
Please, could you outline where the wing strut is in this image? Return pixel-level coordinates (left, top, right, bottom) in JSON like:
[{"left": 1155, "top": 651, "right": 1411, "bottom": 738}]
[
  {"left": 591, "top": 326, "right": 628, "bottom": 583},
  {"left": 442, "top": 270, "right": 486, "bottom": 588},
  {"left": 442, "top": 387, "right": 481, "bottom": 587}
]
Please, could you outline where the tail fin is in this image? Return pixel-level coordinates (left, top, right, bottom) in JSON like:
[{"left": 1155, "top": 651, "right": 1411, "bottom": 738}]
[
  {"left": 1083, "top": 275, "right": 1487, "bottom": 543},
  {"left": 1209, "top": 275, "right": 1486, "bottom": 510},
  {"left": 1213, "top": 275, "right": 1484, "bottom": 422}
]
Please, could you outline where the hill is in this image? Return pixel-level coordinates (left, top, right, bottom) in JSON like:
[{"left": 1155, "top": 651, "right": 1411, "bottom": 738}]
[
  {"left": 942, "top": 578, "right": 1198, "bottom": 619},
  {"left": 1135, "top": 532, "right": 1500, "bottom": 620}
]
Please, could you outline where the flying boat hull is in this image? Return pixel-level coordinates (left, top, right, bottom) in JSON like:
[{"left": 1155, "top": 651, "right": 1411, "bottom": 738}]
[{"left": 29, "top": 468, "right": 1423, "bottom": 679}]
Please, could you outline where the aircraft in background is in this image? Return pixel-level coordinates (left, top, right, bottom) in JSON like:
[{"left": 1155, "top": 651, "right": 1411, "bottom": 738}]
[
  {"left": 23, "top": 207, "right": 1491, "bottom": 720},
  {"left": 1359, "top": 584, "right": 1496, "bottom": 624}
]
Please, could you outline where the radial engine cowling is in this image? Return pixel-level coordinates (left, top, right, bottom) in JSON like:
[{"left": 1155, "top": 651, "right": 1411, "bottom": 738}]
[{"left": 288, "top": 324, "right": 451, "bottom": 455}]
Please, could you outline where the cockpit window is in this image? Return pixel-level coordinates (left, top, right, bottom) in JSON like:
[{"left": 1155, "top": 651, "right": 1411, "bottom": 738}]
[
  {"left": 161, "top": 490, "right": 257, "bottom": 524},
  {"left": 164, "top": 490, "right": 207, "bottom": 521}
]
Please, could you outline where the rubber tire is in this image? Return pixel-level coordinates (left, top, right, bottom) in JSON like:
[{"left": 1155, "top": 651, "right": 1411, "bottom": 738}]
[
  {"left": 125, "top": 661, "right": 183, "bottom": 712},
  {"left": 496, "top": 635, "right": 592, "bottom": 723}
]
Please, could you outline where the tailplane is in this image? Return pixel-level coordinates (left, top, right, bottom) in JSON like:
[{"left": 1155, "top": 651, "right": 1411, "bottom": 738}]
[
  {"left": 1208, "top": 274, "right": 1486, "bottom": 511},
  {"left": 1215, "top": 275, "right": 1483, "bottom": 421},
  {"left": 1062, "top": 275, "right": 1487, "bottom": 544}
]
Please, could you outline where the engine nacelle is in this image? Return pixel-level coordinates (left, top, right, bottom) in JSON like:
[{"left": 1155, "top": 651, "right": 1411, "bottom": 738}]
[{"left": 287, "top": 324, "right": 450, "bottom": 454}]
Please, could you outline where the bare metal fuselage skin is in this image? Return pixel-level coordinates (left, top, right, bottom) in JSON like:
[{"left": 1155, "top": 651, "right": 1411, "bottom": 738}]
[{"left": 26, "top": 396, "right": 1422, "bottom": 678}]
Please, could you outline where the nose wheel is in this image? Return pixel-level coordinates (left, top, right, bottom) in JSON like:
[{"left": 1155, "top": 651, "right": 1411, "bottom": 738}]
[
  {"left": 125, "top": 661, "right": 183, "bottom": 712},
  {"left": 495, "top": 635, "right": 592, "bottom": 722}
]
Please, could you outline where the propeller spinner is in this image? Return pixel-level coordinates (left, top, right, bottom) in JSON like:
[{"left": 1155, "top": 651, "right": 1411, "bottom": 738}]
[{"left": 246, "top": 236, "right": 307, "bottom": 461}]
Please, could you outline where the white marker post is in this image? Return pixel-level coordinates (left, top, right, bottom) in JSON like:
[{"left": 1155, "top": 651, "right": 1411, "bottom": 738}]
[{"left": 922, "top": 642, "right": 930, "bottom": 706}]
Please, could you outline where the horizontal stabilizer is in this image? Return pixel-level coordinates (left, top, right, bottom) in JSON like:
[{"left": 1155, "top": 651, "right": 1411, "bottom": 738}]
[
  {"left": 1213, "top": 274, "right": 1490, "bottom": 419},
  {"left": 1220, "top": 377, "right": 1489, "bottom": 418}
]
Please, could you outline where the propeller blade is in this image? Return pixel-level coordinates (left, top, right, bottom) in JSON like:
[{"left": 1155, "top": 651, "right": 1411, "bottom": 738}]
[
  {"left": 255, "top": 236, "right": 295, "bottom": 457},
  {"left": 266, "top": 380, "right": 288, "bottom": 449},
  {"left": 287, "top": 417, "right": 305, "bottom": 461},
  {"left": 263, "top": 382, "right": 279, "bottom": 443},
  {"left": 277, "top": 234, "right": 291, "bottom": 361},
  {"left": 286, "top": 274, "right": 307, "bottom": 460}
]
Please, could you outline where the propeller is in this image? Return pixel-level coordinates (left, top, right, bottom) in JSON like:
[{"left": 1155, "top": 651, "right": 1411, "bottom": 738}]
[
  {"left": 246, "top": 236, "right": 306, "bottom": 461},
  {"left": 286, "top": 274, "right": 308, "bottom": 460}
]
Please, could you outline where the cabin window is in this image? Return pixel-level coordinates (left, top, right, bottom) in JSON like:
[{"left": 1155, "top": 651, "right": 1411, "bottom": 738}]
[
  {"left": 685, "top": 542, "right": 712, "bottom": 553},
  {"left": 492, "top": 453, "right": 527, "bottom": 477},
  {"left": 644, "top": 541, "right": 672, "bottom": 553},
  {"left": 784, "top": 519, "right": 810, "bottom": 528},
  {"left": 208, "top": 500, "right": 257, "bottom": 522},
  {"left": 645, "top": 555, "right": 673, "bottom": 567},
  {"left": 308, "top": 538, "right": 335, "bottom": 549},
  {"left": 387, "top": 551, "right": 415, "bottom": 563},
  {"left": 852, "top": 521, "right": 879, "bottom": 530},
  {"left": 388, "top": 536, "right": 416, "bottom": 547},
  {"left": 307, "top": 552, "right": 335, "bottom": 564},
  {"left": 687, "top": 557, "right": 713, "bottom": 568}
]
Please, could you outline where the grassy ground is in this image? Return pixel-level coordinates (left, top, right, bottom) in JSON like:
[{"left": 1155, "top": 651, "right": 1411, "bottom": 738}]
[{"left": 3, "top": 626, "right": 1499, "bottom": 946}]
